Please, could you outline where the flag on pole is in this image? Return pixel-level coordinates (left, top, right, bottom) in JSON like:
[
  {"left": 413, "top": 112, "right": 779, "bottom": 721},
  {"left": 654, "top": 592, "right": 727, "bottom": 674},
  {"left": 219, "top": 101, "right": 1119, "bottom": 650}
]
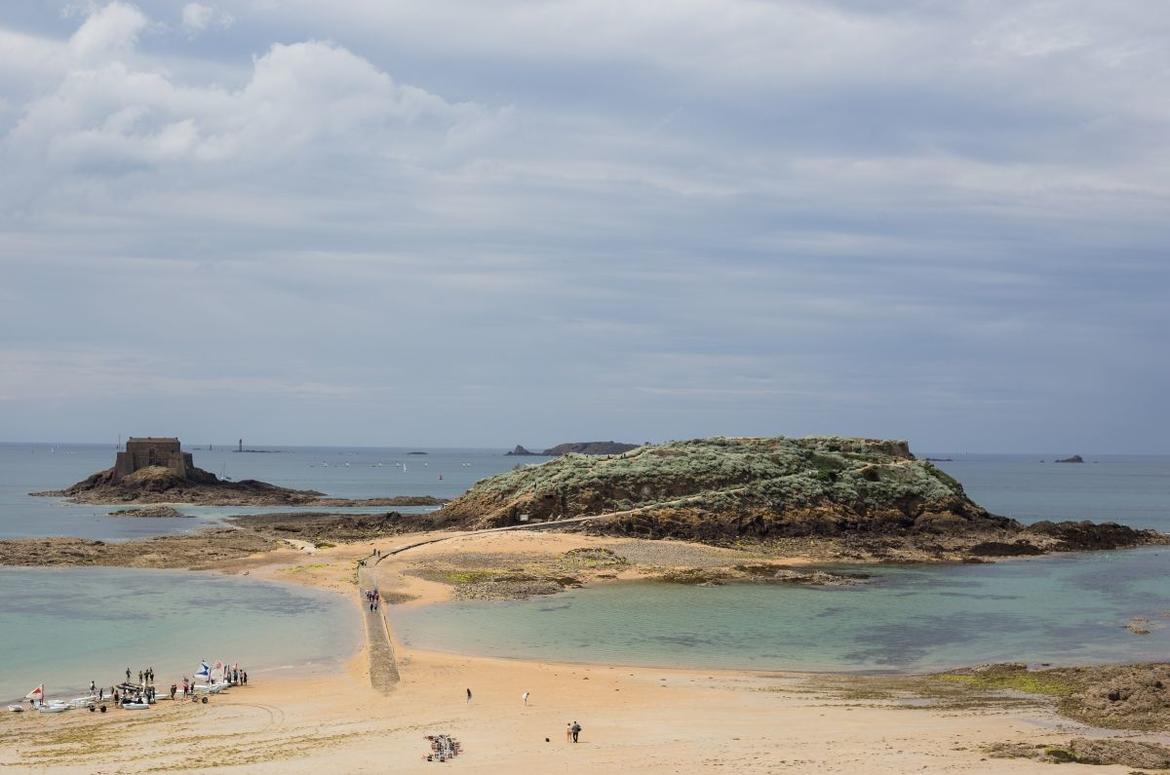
[{"left": 25, "top": 684, "right": 43, "bottom": 701}]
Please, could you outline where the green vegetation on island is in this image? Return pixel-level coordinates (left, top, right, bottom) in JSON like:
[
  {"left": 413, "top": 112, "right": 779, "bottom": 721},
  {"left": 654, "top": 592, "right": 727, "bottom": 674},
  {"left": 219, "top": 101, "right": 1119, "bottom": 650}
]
[{"left": 440, "top": 436, "right": 1162, "bottom": 553}]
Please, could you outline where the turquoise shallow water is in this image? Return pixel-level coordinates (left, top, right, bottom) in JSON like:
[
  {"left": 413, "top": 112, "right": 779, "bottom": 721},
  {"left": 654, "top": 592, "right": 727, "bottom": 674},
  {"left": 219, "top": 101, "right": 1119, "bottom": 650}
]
[
  {"left": 0, "top": 567, "right": 359, "bottom": 703},
  {"left": 393, "top": 546, "right": 1170, "bottom": 673}
]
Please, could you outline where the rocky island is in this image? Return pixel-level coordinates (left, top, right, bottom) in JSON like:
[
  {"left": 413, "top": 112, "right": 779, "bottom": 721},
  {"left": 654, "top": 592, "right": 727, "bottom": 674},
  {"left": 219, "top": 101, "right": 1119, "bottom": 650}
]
[
  {"left": 507, "top": 441, "right": 639, "bottom": 456},
  {"left": 31, "top": 436, "right": 446, "bottom": 507},
  {"left": 441, "top": 436, "right": 1162, "bottom": 560}
]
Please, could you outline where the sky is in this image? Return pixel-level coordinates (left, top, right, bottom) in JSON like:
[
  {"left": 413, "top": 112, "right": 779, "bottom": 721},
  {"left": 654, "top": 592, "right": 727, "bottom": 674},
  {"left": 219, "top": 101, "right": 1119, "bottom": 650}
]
[{"left": 0, "top": 1, "right": 1167, "bottom": 452}]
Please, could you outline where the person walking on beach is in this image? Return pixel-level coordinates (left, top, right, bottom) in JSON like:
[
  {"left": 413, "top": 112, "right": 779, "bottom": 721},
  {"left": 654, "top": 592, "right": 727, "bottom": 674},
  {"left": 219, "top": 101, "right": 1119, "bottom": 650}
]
[
  {"left": 571, "top": 722, "right": 581, "bottom": 743},
  {"left": 565, "top": 723, "right": 572, "bottom": 743},
  {"left": 522, "top": 691, "right": 529, "bottom": 706},
  {"left": 466, "top": 688, "right": 472, "bottom": 704}
]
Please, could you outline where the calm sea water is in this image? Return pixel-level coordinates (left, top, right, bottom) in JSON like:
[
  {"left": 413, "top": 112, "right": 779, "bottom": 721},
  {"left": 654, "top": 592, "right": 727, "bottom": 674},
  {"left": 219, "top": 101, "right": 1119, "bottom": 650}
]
[
  {"left": 394, "top": 546, "right": 1170, "bottom": 673},
  {"left": 0, "top": 443, "right": 547, "bottom": 540},
  {"left": 0, "top": 567, "right": 359, "bottom": 703}
]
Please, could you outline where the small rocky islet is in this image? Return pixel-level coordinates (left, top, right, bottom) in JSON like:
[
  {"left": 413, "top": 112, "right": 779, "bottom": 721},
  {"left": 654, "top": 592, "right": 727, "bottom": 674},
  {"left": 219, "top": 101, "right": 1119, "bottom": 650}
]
[{"left": 31, "top": 436, "right": 444, "bottom": 508}]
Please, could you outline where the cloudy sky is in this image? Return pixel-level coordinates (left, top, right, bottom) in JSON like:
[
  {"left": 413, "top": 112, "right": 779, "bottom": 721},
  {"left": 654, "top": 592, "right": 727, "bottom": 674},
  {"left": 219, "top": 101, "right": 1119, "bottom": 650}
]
[{"left": 0, "top": 1, "right": 1167, "bottom": 451}]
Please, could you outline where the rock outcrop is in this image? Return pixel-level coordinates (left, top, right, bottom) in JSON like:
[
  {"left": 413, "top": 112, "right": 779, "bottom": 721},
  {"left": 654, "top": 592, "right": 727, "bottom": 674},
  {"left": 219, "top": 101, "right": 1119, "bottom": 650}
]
[
  {"left": 36, "top": 465, "right": 326, "bottom": 506},
  {"left": 107, "top": 505, "right": 187, "bottom": 518},
  {"left": 506, "top": 445, "right": 538, "bottom": 456},
  {"left": 1055, "top": 455, "right": 1085, "bottom": 463}
]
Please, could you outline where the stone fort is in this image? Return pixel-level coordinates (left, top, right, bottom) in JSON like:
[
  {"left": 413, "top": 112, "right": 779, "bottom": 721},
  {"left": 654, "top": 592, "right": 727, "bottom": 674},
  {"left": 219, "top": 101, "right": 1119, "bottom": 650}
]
[{"left": 114, "top": 437, "right": 194, "bottom": 480}]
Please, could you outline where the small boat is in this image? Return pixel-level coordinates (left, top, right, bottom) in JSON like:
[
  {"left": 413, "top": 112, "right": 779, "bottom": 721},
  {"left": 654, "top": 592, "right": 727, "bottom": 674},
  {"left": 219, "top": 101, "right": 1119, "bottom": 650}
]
[
  {"left": 37, "top": 702, "right": 70, "bottom": 713},
  {"left": 7, "top": 704, "right": 23, "bottom": 713},
  {"left": 193, "top": 683, "right": 226, "bottom": 694},
  {"left": 66, "top": 695, "right": 96, "bottom": 709},
  {"left": 120, "top": 701, "right": 150, "bottom": 710}
]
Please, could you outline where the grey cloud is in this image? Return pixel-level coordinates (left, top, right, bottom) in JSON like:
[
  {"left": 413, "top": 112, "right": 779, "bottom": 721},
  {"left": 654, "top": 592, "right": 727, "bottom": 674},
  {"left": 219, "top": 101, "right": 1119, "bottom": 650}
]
[{"left": 0, "top": 1, "right": 1166, "bottom": 451}]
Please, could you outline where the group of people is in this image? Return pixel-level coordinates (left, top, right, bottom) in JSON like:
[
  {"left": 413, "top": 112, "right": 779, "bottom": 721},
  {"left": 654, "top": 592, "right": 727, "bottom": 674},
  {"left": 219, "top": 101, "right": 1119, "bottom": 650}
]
[
  {"left": 365, "top": 588, "right": 382, "bottom": 611},
  {"left": 125, "top": 666, "right": 156, "bottom": 685}
]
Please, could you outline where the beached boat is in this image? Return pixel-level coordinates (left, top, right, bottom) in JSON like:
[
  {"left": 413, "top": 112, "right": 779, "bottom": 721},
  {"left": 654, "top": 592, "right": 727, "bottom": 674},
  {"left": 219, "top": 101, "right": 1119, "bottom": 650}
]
[
  {"left": 7, "top": 704, "right": 23, "bottom": 713},
  {"left": 37, "top": 702, "right": 70, "bottom": 713},
  {"left": 193, "top": 683, "right": 227, "bottom": 694},
  {"left": 120, "top": 701, "right": 150, "bottom": 710},
  {"left": 66, "top": 696, "right": 96, "bottom": 709}
]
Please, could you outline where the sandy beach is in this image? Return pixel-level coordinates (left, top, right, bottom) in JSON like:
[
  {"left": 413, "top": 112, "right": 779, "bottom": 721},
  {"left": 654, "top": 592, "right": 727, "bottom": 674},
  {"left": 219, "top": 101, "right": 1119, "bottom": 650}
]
[{"left": 2, "top": 531, "right": 1167, "bottom": 773}]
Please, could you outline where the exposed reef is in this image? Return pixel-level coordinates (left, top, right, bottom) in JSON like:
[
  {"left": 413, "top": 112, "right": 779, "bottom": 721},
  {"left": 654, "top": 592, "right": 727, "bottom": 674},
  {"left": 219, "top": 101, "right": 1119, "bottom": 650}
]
[{"left": 107, "top": 505, "right": 187, "bottom": 518}]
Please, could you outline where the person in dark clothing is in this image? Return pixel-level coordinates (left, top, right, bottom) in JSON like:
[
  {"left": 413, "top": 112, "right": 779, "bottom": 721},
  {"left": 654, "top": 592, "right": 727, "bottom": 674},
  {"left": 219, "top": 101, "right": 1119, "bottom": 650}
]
[
  {"left": 571, "top": 722, "right": 581, "bottom": 743},
  {"left": 466, "top": 688, "right": 472, "bottom": 703}
]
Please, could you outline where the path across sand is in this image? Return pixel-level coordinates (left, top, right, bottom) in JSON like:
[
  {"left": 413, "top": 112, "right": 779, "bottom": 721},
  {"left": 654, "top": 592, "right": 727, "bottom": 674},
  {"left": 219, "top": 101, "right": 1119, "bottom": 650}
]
[{"left": 357, "top": 565, "right": 400, "bottom": 692}]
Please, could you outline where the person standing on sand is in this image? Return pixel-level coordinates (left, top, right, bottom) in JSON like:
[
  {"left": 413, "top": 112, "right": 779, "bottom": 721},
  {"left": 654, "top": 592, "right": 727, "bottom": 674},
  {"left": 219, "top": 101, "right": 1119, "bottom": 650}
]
[
  {"left": 565, "top": 723, "right": 572, "bottom": 743},
  {"left": 522, "top": 691, "right": 529, "bottom": 706},
  {"left": 466, "top": 688, "right": 472, "bottom": 703},
  {"left": 571, "top": 722, "right": 581, "bottom": 743},
  {"left": 126, "top": 667, "right": 131, "bottom": 682}
]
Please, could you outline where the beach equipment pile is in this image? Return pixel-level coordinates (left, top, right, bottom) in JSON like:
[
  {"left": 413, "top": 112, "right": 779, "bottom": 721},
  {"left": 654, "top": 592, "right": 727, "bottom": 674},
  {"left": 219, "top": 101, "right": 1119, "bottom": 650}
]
[{"left": 423, "top": 734, "right": 462, "bottom": 762}]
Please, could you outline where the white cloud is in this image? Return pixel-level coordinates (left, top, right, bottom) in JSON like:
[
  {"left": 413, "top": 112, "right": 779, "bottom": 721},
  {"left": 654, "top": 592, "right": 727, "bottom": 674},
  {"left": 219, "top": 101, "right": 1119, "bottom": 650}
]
[
  {"left": 2, "top": 6, "right": 507, "bottom": 179},
  {"left": 68, "top": 1, "right": 147, "bottom": 63},
  {"left": 181, "top": 2, "right": 234, "bottom": 35}
]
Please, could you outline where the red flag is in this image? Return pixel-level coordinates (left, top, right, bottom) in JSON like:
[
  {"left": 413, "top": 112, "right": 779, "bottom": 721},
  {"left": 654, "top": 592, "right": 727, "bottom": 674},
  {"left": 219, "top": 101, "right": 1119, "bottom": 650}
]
[{"left": 25, "top": 684, "right": 43, "bottom": 700}]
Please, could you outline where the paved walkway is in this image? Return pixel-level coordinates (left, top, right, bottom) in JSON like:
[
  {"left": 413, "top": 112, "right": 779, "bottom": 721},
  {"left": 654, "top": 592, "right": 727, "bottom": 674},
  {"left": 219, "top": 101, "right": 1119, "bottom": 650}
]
[{"left": 357, "top": 565, "right": 399, "bottom": 693}]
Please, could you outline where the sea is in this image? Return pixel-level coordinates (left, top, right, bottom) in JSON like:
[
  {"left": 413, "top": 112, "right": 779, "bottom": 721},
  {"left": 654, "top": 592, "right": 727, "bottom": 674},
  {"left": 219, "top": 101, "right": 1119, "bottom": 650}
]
[{"left": 1, "top": 444, "right": 1168, "bottom": 697}]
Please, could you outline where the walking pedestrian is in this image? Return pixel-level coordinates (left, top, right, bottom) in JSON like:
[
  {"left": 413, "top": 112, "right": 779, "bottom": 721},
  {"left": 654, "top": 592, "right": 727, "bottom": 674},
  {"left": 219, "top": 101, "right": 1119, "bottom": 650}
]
[
  {"left": 90, "top": 680, "right": 96, "bottom": 694},
  {"left": 466, "top": 688, "right": 472, "bottom": 704},
  {"left": 571, "top": 721, "right": 581, "bottom": 743},
  {"left": 565, "top": 723, "right": 572, "bottom": 743},
  {"left": 522, "top": 691, "right": 530, "bottom": 706},
  {"left": 126, "top": 667, "right": 131, "bottom": 682}
]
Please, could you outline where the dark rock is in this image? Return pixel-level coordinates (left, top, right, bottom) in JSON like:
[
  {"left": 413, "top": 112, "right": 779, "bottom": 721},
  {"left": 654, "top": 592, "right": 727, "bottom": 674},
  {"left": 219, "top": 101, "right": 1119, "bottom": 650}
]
[
  {"left": 1026, "top": 520, "right": 1159, "bottom": 551},
  {"left": 506, "top": 445, "right": 537, "bottom": 456},
  {"left": 1055, "top": 455, "right": 1085, "bottom": 463},
  {"left": 967, "top": 541, "right": 1045, "bottom": 557}
]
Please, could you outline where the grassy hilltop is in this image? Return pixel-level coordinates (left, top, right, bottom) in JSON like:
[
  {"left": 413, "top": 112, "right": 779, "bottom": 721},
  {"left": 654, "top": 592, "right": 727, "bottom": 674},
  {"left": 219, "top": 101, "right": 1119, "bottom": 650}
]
[{"left": 439, "top": 436, "right": 1014, "bottom": 541}]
